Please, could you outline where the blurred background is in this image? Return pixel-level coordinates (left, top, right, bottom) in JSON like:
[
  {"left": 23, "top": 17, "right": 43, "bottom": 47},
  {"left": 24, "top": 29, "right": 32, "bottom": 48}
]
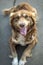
[{"left": 0, "top": 0, "right": 43, "bottom": 65}]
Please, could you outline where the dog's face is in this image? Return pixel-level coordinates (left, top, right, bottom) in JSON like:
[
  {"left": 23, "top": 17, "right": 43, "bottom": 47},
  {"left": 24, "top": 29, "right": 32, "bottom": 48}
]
[
  {"left": 9, "top": 3, "right": 37, "bottom": 36},
  {"left": 10, "top": 10, "right": 35, "bottom": 36},
  {"left": 3, "top": 3, "right": 37, "bottom": 36}
]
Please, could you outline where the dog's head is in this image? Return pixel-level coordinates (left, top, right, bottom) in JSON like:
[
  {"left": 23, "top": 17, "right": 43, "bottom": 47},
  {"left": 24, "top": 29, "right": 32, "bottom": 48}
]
[{"left": 9, "top": 3, "right": 37, "bottom": 36}]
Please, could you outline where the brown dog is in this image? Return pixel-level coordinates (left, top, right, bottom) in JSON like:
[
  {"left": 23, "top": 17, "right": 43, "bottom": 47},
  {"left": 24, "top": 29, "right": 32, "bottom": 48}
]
[{"left": 3, "top": 3, "right": 38, "bottom": 65}]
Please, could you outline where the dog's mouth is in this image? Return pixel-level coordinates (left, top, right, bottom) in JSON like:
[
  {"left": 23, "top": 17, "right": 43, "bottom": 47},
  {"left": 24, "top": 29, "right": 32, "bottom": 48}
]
[
  {"left": 20, "top": 23, "right": 34, "bottom": 36},
  {"left": 20, "top": 27, "right": 27, "bottom": 36},
  {"left": 12, "top": 24, "right": 34, "bottom": 36},
  {"left": 12, "top": 22, "right": 34, "bottom": 36}
]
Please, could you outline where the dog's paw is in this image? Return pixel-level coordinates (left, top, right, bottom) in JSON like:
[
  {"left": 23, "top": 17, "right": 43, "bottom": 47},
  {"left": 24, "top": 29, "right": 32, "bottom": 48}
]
[
  {"left": 19, "top": 59, "right": 27, "bottom": 65},
  {"left": 12, "top": 57, "right": 18, "bottom": 65}
]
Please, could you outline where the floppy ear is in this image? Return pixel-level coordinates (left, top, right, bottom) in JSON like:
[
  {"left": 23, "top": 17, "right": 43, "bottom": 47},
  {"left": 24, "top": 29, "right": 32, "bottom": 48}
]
[
  {"left": 32, "top": 8, "right": 37, "bottom": 18},
  {"left": 27, "top": 3, "right": 37, "bottom": 21},
  {"left": 31, "top": 12, "right": 37, "bottom": 22},
  {"left": 2, "top": 8, "right": 11, "bottom": 15},
  {"left": 32, "top": 8, "right": 38, "bottom": 23},
  {"left": 28, "top": 11, "right": 37, "bottom": 22},
  {"left": 2, "top": 6, "right": 16, "bottom": 15}
]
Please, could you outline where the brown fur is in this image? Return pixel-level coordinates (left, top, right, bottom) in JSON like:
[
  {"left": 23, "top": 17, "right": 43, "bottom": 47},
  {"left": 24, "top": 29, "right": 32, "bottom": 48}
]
[{"left": 3, "top": 2, "right": 38, "bottom": 63}]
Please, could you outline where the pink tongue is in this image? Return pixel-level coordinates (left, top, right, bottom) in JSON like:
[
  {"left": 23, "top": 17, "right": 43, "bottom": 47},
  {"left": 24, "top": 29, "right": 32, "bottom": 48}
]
[{"left": 20, "top": 27, "right": 27, "bottom": 35}]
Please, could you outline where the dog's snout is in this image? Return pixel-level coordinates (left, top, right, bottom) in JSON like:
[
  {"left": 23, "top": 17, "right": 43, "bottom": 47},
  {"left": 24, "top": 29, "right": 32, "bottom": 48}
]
[{"left": 20, "top": 24, "right": 25, "bottom": 27}]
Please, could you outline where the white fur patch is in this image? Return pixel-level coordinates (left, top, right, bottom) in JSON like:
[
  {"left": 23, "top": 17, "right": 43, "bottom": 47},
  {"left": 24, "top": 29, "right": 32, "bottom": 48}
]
[
  {"left": 18, "top": 13, "right": 21, "bottom": 17},
  {"left": 10, "top": 13, "right": 14, "bottom": 17},
  {"left": 12, "top": 57, "right": 18, "bottom": 65},
  {"left": 19, "top": 59, "right": 26, "bottom": 65},
  {"left": 23, "top": 13, "right": 26, "bottom": 17}
]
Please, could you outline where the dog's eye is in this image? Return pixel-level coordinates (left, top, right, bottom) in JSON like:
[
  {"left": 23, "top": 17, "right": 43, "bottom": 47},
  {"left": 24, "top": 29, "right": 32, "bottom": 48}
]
[
  {"left": 25, "top": 15, "right": 30, "bottom": 20},
  {"left": 14, "top": 18, "right": 18, "bottom": 22},
  {"left": 14, "top": 16, "right": 19, "bottom": 22},
  {"left": 30, "top": 21, "right": 33, "bottom": 25}
]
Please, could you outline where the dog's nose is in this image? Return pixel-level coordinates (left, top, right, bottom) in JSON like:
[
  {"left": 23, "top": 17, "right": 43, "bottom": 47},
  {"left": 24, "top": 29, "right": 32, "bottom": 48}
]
[{"left": 20, "top": 24, "right": 25, "bottom": 27}]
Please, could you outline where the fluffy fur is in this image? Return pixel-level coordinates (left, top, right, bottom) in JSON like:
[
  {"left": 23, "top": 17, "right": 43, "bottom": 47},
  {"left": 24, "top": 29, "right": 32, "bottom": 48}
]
[{"left": 3, "top": 2, "right": 38, "bottom": 65}]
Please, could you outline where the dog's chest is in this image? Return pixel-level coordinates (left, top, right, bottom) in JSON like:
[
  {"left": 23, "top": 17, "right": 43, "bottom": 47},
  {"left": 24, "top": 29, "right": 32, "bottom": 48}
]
[{"left": 17, "top": 34, "right": 25, "bottom": 46}]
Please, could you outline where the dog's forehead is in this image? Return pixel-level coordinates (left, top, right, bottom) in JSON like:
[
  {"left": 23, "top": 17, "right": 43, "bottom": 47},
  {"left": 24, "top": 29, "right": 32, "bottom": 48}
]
[
  {"left": 15, "top": 10, "right": 31, "bottom": 16},
  {"left": 10, "top": 10, "right": 32, "bottom": 17},
  {"left": 10, "top": 10, "right": 36, "bottom": 22}
]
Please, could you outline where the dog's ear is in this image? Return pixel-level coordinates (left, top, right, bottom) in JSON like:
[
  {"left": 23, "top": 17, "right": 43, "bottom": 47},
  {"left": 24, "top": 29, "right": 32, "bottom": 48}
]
[
  {"left": 28, "top": 11, "right": 37, "bottom": 22},
  {"left": 31, "top": 12, "right": 37, "bottom": 21},
  {"left": 2, "top": 6, "right": 16, "bottom": 16},
  {"left": 30, "top": 7, "right": 37, "bottom": 21},
  {"left": 3, "top": 8, "right": 11, "bottom": 15}
]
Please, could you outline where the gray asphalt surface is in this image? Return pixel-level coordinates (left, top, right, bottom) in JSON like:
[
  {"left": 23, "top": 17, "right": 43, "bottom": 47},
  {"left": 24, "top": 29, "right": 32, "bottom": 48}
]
[{"left": 0, "top": 0, "right": 43, "bottom": 65}]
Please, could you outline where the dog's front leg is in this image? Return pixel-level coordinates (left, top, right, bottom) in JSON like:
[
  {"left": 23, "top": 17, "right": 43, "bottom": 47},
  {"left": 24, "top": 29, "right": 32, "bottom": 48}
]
[
  {"left": 9, "top": 37, "right": 18, "bottom": 65},
  {"left": 19, "top": 39, "right": 37, "bottom": 65}
]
